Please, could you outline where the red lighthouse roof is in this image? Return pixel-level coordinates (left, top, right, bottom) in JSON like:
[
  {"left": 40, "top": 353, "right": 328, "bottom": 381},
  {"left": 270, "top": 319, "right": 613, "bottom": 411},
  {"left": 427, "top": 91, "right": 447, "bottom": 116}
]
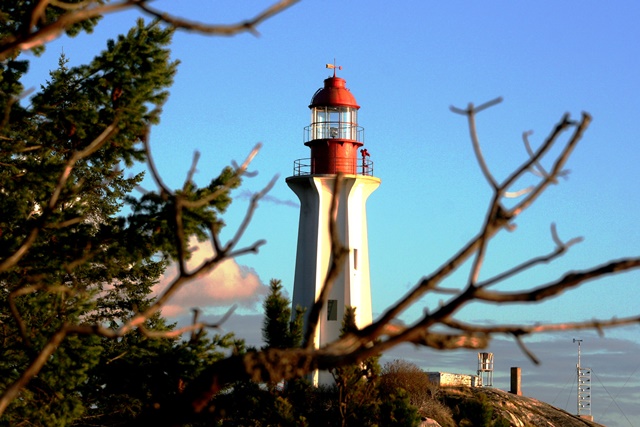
[{"left": 309, "top": 76, "right": 360, "bottom": 109}]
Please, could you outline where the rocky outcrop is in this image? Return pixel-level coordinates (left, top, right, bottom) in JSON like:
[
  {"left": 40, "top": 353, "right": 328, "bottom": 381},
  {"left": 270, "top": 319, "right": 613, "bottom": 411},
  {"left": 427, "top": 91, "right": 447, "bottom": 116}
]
[
  {"left": 421, "top": 418, "right": 442, "bottom": 426},
  {"left": 440, "top": 386, "right": 605, "bottom": 427}
]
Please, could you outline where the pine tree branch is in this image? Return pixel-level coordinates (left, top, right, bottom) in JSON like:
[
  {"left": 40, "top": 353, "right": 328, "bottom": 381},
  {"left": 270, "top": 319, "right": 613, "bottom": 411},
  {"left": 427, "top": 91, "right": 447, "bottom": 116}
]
[
  {"left": 0, "top": 119, "right": 120, "bottom": 274},
  {"left": 134, "top": 0, "right": 300, "bottom": 37}
]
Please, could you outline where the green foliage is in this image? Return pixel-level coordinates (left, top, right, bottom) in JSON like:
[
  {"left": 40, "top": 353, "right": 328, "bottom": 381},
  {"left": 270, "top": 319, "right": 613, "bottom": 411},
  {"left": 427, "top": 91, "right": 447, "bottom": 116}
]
[
  {"left": 75, "top": 318, "right": 243, "bottom": 426},
  {"left": 379, "top": 389, "right": 423, "bottom": 427},
  {"left": 262, "top": 278, "right": 304, "bottom": 349},
  {"left": 0, "top": 13, "right": 244, "bottom": 426},
  {"left": 448, "top": 392, "right": 510, "bottom": 427},
  {"left": 1, "top": 20, "right": 179, "bottom": 287},
  {"left": 213, "top": 381, "right": 307, "bottom": 427},
  {"left": 217, "top": 298, "right": 422, "bottom": 427},
  {"left": 2, "top": 334, "right": 102, "bottom": 427},
  {"left": 331, "top": 307, "right": 387, "bottom": 427},
  {"left": 380, "top": 360, "right": 454, "bottom": 426},
  {"left": 211, "top": 280, "right": 311, "bottom": 425},
  {"left": 7, "top": 7, "right": 427, "bottom": 424},
  {"left": 0, "top": 0, "right": 102, "bottom": 58},
  {"left": 493, "top": 417, "right": 511, "bottom": 427}
]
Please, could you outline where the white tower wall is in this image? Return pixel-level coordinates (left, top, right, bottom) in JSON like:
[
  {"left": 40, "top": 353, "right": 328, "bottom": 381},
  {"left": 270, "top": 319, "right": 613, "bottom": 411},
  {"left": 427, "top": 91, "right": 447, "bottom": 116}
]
[{"left": 287, "top": 174, "right": 380, "bottom": 384}]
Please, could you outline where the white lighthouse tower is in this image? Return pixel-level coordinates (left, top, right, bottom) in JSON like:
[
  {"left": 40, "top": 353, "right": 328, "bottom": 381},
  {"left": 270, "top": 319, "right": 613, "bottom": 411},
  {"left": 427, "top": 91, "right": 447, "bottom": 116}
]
[{"left": 287, "top": 66, "right": 380, "bottom": 384}]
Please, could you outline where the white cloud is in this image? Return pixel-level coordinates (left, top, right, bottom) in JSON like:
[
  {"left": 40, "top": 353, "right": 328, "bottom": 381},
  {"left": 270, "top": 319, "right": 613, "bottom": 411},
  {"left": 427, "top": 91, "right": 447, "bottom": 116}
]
[{"left": 153, "top": 238, "right": 269, "bottom": 317}]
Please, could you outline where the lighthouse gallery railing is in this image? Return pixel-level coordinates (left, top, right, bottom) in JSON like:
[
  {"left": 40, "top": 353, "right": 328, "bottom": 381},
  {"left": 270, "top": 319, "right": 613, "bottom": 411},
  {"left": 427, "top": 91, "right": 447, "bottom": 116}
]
[{"left": 292, "top": 157, "right": 374, "bottom": 177}]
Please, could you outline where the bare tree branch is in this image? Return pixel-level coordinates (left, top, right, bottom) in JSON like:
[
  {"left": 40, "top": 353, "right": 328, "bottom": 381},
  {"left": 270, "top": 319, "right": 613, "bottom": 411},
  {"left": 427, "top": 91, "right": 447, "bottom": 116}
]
[
  {"left": 140, "top": 305, "right": 235, "bottom": 339},
  {"left": 0, "top": 137, "right": 273, "bottom": 416},
  {"left": 475, "top": 257, "right": 640, "bottom": 303},
  {"left": 126, "top": 102, "right": 640, "bottom": 424},
  {"left": 0, "top": 0, "right": 299, "bottom": 61},
  {"left": 184, "top": 150, "right": 201, "bottom": 190},
  {"left": 3, "top": 16, "right": 639, "bottom": 421},
  {"left": 475, "top": 224, "right": 583, "bottom": 289},
  {"left": 135, "top": 0, "right": 300, "bottom": 37},
  {"left": 0, "top": 325, "right": 68, "bottom": 415},
  {"left": 450, "top": 98, "right": 503, "bottom": 190},
  {"left": 0, "top": 1, "right": 133, "bottom": 60},
  {"left": 181, "top": 143, "right": 262, "bottom": 210}
]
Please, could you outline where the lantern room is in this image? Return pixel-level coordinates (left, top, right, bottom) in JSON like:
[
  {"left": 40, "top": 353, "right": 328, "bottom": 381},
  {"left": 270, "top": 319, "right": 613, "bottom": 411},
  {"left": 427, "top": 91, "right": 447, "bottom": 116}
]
[{"left": 294, "top": 67, "right": 372, "bottom": 176}]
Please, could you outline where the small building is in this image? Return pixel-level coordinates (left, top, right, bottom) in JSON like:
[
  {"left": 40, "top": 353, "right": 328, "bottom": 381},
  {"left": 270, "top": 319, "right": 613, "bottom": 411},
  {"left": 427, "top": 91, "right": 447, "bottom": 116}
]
[{"left": 426, "top": 371, "right": 482, "bottom": 387}]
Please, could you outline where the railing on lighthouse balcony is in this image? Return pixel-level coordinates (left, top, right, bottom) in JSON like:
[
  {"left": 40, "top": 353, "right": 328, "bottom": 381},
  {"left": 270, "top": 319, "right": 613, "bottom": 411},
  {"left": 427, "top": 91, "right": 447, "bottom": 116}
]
[
  {"left": 294, "top": 119, "right": 372, "bottom": 176},
  {"left": 292, "top": 155, "right": 374, "bottom": 176}
]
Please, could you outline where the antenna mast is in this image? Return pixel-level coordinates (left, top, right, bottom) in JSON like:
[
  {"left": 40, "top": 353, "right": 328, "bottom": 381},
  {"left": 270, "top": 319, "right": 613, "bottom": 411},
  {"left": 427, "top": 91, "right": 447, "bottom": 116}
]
[{"left": 573, "top": 339, "right": 592, "bottom": 419}]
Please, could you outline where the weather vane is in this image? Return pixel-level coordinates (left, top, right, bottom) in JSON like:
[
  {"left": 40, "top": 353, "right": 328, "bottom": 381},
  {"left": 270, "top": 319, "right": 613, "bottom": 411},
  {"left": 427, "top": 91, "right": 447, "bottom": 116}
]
[{"left": 326, "top": 59, "right": 342, "bottom": 77}]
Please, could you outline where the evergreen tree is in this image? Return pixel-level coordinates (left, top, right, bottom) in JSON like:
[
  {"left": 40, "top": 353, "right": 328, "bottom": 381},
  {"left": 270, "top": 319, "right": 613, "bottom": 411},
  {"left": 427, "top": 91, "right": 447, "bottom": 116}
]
[
  {"left": 262, "top": 278, "right": 304, "bottom": 349},
  {"left": 210, "top": 278, "right": 309, "bottom": 427},
  {"left": 0, "top": 18, "right": 242, "bottom": 425},
  {"left": 379, "top": 388, "right": 424, "bottom": 427},
  {"left": 74, "top": 318, "right": 244, "bottom": 426}
]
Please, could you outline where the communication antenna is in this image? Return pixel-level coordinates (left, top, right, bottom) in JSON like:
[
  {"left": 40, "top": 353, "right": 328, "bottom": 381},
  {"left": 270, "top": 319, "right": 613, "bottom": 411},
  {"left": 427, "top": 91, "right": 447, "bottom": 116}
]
[{"left": 573, "top": 339, "right": 592, "bottom": 418}]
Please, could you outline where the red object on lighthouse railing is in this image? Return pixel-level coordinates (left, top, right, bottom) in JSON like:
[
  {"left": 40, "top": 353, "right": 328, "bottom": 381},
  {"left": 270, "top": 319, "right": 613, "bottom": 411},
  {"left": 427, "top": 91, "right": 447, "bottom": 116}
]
[{"left": 293, "top": 64, "right": 373, "bottom": 176}]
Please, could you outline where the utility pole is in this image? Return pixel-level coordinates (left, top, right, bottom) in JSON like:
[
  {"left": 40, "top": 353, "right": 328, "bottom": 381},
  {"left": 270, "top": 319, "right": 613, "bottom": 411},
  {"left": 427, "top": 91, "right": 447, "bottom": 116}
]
[{"left": 573, "top": 338, "right": 592, "bottom": 419}]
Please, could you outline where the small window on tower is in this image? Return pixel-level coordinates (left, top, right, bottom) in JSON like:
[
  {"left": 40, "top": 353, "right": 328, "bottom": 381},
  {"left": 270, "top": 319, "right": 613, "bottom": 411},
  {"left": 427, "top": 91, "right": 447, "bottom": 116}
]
[
  {"left": 327, "top": 300, "right": 338, "bottom": 321},
  {"left": 353, "top": 248, "right": 358, "bottom": 270}
]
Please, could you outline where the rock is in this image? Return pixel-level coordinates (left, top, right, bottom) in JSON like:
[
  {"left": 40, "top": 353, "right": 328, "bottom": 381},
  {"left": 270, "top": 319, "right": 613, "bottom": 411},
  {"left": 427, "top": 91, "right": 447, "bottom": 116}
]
[
  {"left": 421, "top": 417, "right": 443, "bottom": 426},
  {"left": 439, "top": 386, "right": 605, "bottom": 427}
]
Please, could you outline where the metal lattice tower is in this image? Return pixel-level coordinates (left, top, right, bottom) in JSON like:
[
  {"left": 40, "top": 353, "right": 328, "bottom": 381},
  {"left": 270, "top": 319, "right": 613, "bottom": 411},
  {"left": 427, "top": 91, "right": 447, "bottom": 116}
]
[{"left": 574, "top": 339, "right": 592, "bottom": 417}]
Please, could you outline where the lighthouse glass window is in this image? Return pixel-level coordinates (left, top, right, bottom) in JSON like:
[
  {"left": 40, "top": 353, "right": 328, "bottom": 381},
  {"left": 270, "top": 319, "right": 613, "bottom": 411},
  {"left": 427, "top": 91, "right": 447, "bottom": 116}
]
[{"left": 312, "top": 107, "right": 356, "bottom": 140}]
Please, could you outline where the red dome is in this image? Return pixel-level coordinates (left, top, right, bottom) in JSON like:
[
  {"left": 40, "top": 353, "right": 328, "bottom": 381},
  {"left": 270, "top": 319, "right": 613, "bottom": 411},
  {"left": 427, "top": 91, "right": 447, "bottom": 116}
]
[{"left": 309, "top": 77, "right": 359, "bottom": 109}]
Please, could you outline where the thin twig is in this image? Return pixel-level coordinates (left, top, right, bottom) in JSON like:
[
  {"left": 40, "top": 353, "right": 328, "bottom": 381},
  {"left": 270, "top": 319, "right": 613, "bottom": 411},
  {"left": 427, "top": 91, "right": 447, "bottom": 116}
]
[
  {"left": 476, "top": 224, "right": 583, "bottom": 289},
  {"left": 142, "top": 130, "right": 173, "bottom": 197},
  {"left": 184, "top": 151, "right": 201, "bottom": 190},
  {"left": 223, "top": 173, "right": 277, "bottom": 254},
  {"left": 475, "top": 257, "right": 640, "bottom": 303},
  {"left": 0, "top": 326, "right": 68, "bottom": 414},
  {"left": 363, "top": 111, "right": 589, "bottom": 344},
  {"left": 1, "top": 0, "right": 299, "bottom": 60},
  {"left": 181, "top": 143, "right": 262, "bottom": 210},
  {"left": 135, "top": 0, "right": 300, "bottom": 37},
  {"left": 450, "top": 99, "right": 502, "bottom": 189}
]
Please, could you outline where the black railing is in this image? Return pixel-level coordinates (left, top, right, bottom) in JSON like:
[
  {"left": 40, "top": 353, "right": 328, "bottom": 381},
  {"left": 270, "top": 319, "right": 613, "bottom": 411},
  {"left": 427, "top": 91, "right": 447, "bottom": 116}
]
[
  {"left": 292, "top": 157, "right": 374, "bottom": 177},
  {"left": 304, "top": 122, "right": 364, "bottom": 143}
]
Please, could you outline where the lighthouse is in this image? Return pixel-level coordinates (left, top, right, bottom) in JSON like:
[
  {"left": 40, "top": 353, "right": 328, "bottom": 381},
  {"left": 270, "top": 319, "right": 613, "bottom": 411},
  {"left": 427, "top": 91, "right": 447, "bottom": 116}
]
[{"left": 287, "top": 65, "right": 380, "bottom": 385}]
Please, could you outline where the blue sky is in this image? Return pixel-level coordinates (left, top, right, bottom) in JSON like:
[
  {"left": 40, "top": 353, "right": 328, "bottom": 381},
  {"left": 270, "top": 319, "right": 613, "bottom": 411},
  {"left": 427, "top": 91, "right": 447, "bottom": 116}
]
[{"left": 21, "top": 1, "right": 640, "bottom": 426}]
